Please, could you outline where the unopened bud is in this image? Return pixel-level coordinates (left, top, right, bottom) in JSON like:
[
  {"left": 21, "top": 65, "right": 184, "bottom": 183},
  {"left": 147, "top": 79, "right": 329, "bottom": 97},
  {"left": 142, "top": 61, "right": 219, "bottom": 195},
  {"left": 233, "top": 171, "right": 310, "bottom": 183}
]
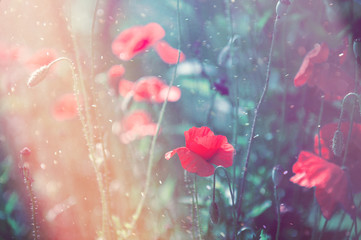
[
  {"left": 353, "top": 38, "right": 361, "bottom": 64},
  {"left": 332, "top": 129, "right": 344, "bottom": 157},
  {"left": 276, "top": 0, "right": 290, "bottom": 18},
  {"left": 272, "top": 165, "right": 283, "bottom": 187},
  {"left": 209, "top": 201, "right": 219, "bottom": 224},
  {"left": 27, "top": 65, "right": 49, "bottom": 88},
  {"left": 20, "top": 147, "right": 31, "bottom": 156}
]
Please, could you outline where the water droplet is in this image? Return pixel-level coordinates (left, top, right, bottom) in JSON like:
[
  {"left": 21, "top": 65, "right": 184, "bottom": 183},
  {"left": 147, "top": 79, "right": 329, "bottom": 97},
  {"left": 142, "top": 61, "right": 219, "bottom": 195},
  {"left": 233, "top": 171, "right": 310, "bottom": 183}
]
[{"left": 40, "top": 163, "right": 46, "bottom": 170}]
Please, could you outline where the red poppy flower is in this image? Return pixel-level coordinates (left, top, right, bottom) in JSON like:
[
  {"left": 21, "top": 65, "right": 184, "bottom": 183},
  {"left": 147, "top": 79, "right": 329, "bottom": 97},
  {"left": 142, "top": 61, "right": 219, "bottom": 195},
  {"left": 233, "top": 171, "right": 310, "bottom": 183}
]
[
  {"left": 52, "top": 94, "right": 79, "bottom": 121},
  {"left": 165, "top": 126, "right": 234, "bottom": 177},
  {"left": 108, "top": 64, "right": 125, "bottom": 89},
  {"left": 118, "top": 76, "right": 181, "bottom": 103},
  {"left": 154, "top": 40, "right": 186, "bottom": 64},
  {"left": 113, "top": 110, "right": 157, "bottom": 144},
  {"left": 290, "top": 151, "right": 352, "bottom": 220},
  {"left": 0, "top": 43, "right": 19, "bottom": 67},
  {"left": 118, "top": 79, "right": 134, "bottom": 97},
  {"left": 314, "top": 122, "right": 361, "bottom": 192},
  {"left": 294, "top": 43, "right": 353, "bottom": 100},
  {"left": 112, "top": 23, "right": 165, "bottom": 61},
  {"left": 26, "top": 48, "right": 57, "bottom": 69}
]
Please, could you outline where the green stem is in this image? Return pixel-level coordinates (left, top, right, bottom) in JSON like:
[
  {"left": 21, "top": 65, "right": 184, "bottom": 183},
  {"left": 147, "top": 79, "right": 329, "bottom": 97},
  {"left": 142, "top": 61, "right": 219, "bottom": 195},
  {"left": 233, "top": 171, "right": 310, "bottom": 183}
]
[
  {"left": 236, "top": 17, "right": 280, "bottom": 220},
  {"left": 311, "top": 95, "right": 324, "bottom": 240},
  {"left": 318, "top": 219, "right": 328, "bottom": 240},
  {"left": 125, "top": 0, "right": 182, "bottom": 236},
  {"left": 194, "top": 174, "right": 202, "bottom": 240},
  {"left": 274, "top": 185, "right": 281, "bottom": 240}
]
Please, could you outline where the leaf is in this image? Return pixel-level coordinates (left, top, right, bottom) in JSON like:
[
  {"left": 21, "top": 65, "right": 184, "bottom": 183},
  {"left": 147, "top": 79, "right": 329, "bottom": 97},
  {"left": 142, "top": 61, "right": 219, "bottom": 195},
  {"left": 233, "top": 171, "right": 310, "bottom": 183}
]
[
  {"left": 246, "top": 200, "right": 272, "bottom": 218},
  {"left": 158, "top": 177, "right": 176, "bottom": 206},
  {"left": 255, "top": 10, "right": 273, "bottom": 31},
  {"left": 5, "top": 192, "right": 18, "bottom": 215},
  {"left": 259, "top": 229, "right": 271, "bottom": 240}
]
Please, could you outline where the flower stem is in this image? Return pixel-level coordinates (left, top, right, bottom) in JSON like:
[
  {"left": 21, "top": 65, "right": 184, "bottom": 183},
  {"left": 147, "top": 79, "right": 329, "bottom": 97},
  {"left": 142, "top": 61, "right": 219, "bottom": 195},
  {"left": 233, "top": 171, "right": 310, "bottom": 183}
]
[
  {"left": 125, "top": 0, "right": 182, "bottom": 236},
  {"left": 236, "top": 16, "right": 280, "bottom": 220},
  {"left": 194, "top": 174, "right": 202, "bottom": 240},
  {"left": 274, "top": 185, "right": 281, "bottom": 240},
  {"left": 318, "top": 219, "right": 328, "bottom": 240}
]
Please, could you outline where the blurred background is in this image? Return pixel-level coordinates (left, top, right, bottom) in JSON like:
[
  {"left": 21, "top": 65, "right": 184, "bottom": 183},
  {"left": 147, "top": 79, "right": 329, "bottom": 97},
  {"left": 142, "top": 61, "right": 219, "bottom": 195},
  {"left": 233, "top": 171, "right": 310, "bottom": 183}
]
[{"left": 0, "top": 0, "right": 360, "bottom": 239}]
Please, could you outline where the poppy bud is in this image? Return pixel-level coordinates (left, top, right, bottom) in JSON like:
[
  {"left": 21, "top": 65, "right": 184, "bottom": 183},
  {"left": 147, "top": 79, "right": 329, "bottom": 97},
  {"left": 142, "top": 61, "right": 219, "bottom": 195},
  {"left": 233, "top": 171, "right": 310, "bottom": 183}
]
[
  {"left": 27, "top": 65, "right": 50, "bottom": 88},
  {"left": 353, "top": 38, "right": 361, "bottom": 64},
  {"left": 332, "top": 129, "right": 344, "bottom": 157},
  {"left": 276, "top": 0, "right": 290, "bottom": 19},
  {"left": 209, "top": 201, "right": 219, "bottom": 224},
  {"left": 272, "top": 165, "right": 283, "bottom": 187},
  {"left": 20, "top": 147, "right": 31, "bottom": 156}
]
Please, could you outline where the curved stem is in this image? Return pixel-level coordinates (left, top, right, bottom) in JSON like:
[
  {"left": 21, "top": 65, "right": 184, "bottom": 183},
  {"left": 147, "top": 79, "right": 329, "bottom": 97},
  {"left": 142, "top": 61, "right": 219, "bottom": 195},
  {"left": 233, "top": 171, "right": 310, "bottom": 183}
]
[
  {"left": 194, "top": 174, "right": 202, "bottom": 240},
  {"left": 318, "top": 219, "right": 328, "bottom": 240},
  {"left": 236, "top": 17, "right": 279, "bottom": 219},
  {"left": 125, "top": 0, "right": 182, "bottom": 235},
  {"left": 274, "top": 185, "right": 281, "bottom": 240}
]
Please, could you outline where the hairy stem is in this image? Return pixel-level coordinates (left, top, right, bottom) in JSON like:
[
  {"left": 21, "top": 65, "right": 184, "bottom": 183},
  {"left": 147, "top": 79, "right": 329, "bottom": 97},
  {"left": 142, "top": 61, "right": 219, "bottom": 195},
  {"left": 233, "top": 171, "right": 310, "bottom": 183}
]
[
  {"left": 236, "top": 17, "right": 279, "bottom": 219},
  {"left": 125, "top": 0, "right": 182, "bottom": 236}
]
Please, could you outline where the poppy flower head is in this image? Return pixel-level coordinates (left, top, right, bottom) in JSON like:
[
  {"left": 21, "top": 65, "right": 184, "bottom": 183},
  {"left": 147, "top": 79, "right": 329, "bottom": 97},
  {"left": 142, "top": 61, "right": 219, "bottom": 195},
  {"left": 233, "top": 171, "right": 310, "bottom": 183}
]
[
  {"left": 107, "top": 65, "right": 126, "bottom": 93},
  {"left": 314, "top": 122, "right": 361, "bottom": 192},
  {"left": 290, "top": 151, "right": 353, "bottom": 219},
  {"left": 132, "top": 76, "right": 181, "bottom": 103},
  {"left": 154, "top": 40, "right": 186, "bottom": 64},
  {"left": 26, "top": 48, "right": 57, "bottom": 69},
  {"left": 294, "top": 43, "right": 353, "bottom": 100},
  {"left": 165, "top": 126, "right": 234, "bottom": 177},
  {"left": 118, "top": 79, "right": 135, "bottom": 97},
  {"left": 114, "top": 110, "right": 157, "bottom": 144},
  {"left": 294, "top": 43, "right": 329, "bottom": 87},
  {"left": 52, "top": 93, "right": 79, "bottom": 121},
  {"left": 112, "top": 23, "right": 165, "bottom": 61},
  {"left": 314, "top": 122, "right": 361, "bottom": 161}
]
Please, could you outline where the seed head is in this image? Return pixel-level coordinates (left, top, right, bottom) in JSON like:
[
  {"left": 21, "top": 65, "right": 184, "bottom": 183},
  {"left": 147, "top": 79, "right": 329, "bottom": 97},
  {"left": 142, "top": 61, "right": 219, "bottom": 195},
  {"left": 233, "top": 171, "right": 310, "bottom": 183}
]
[
  {"left": 332, "top": 129, "right": 344, "bottom": 157},
  {"left": 27, "top": 65, "right": 50, "bottom": 88}
]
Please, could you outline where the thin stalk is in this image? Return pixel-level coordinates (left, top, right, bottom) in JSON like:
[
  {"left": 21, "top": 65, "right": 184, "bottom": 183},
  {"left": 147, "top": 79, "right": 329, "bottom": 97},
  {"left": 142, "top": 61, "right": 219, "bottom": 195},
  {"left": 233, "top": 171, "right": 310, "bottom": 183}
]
[
  {"left": 236, "top": 17, "right": 280, "bottom": 219},
  {"left": 21, "top": 163, "right": 39, "bottom": 240},
  {"left": 125, "top": 0, "right": 182, "bottom": 235},
  {"left": 89, "top": 1, "right": 114, "bottom": 238},
  {"left": 194, "top": 174, "right": 202, "bottom": 240},
  {"left": 318, "top": 219, "right": 328, "bottom": 240},
  {"left": 311, "top": 95, "right": 324, "bottom": 240},
  {"left": 274, "top": 185, "right": 281, "bottom": 240}
]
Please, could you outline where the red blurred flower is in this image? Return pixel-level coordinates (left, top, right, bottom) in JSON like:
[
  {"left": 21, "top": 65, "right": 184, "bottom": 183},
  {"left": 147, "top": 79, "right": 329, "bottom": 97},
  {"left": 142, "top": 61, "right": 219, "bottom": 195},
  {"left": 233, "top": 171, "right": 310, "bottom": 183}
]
[
  {"left": 154, "top": 40, "right": 186, "bottom": 64},
  {"left": 112, "top": 23, "right": 165, "bottom": 61},
  {"left": 26, "top": 48, "right": 57, "bottom": 69},
  {"left": 294, "top": 43, "right": 353, "bottom": 100},
  {"left": 107, "top": 64, "right": 126, "bottom": 94},
  {"left": 52, "top": 93, "right": 78, "bottom": 121},
  {"left": 118, "top": 76, "right": 181, "bottom": 103},
  {"left": 290, "top": 151, "right": 352, "bottom": 220},
  {"left": 0, "top": 43, "right": 19, "bottom": 67},
  {"left": 165, "top": 126, "right": 234, "bottom": 177},
  {"left": 113, "top": 110, "right": 157, "bottom": 144},
  {"left": 314, "top": 122, "right": 361, "bottom": 192}
]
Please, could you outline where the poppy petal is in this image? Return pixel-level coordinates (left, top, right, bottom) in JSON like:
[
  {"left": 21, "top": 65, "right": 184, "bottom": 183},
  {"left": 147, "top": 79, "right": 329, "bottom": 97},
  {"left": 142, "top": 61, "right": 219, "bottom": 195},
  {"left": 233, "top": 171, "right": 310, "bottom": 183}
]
[
  {"left": 154, "top": 40, "right": 186, "bottom": 64},
  {"left": 185, "top": 127, "right": 227, "bottom": 160},
  {"left": 209, "top": 143, "right": 234, "bottom": 168},
  {"left": 290, "top": 151, "right": 352, "bottom": 219},
  {"left": 159, "top": 86, "right": 181, "bottom": 102},
  {"left": 26, "top": 48, "right": 57, "bottom": 69},
  {"left": 118, "top": 79, "right": 134, "bottom": 97},
  {"left": 294, "top": 43, "right": 329, "bottom": 87},
  {"left": 165, "top": 147, "right": 215, "bottom": 177},
  {"left": 112, "top": 23, "right": 165, "bottom": 61},
  {"left": 52, "top": 94, "right": 78, "bottom": 121}
]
